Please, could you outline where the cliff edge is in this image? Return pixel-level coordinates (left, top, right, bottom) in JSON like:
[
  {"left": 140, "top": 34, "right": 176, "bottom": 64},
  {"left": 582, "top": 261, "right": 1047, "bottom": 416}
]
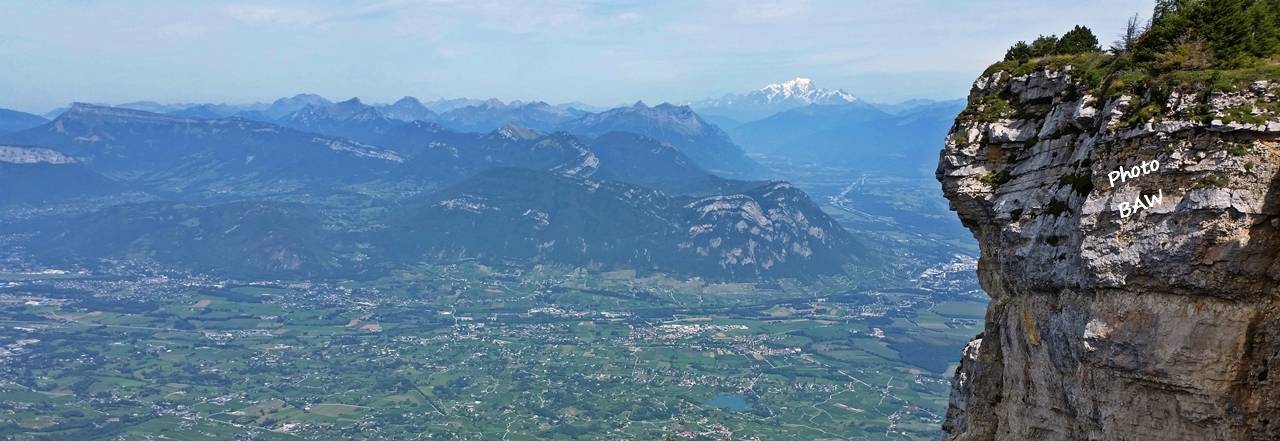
[{"left": 937, "top": 60, "right": 1280, "bottom": 440}]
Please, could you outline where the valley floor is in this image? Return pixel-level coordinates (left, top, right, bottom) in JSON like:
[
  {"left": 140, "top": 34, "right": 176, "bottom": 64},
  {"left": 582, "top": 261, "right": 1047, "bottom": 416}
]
[{"left": 0, "top": 261, "right": 981, "bottom": 440}]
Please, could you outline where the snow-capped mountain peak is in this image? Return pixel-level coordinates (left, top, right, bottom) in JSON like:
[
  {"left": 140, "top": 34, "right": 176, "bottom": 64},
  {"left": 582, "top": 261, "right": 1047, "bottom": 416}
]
[
  {"left": 691, "top": 77, "right": 859, "bottom": 121},
  {"left": 758, "top": 77, "right": 855, "bottom": 105},
  {"left": 761, "top": 77, "right": 813, "bottom": 98}
]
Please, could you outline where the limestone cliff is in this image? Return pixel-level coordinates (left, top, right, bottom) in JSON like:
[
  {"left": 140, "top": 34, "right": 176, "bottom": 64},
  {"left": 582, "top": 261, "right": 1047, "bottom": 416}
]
[{"left": 937, "top": 64, "right": 1280, "bottom": 440}]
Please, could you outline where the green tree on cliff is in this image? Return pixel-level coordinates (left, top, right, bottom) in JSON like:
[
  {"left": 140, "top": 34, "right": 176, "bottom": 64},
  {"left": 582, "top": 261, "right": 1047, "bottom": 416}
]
[
  {"left": 1028, "top": 35, "right": 1060, "bottom": 57},
  {"left": 1058, "top": 25, "right": 1102, "bottom": 53},
  {"left": 1002, "top": 27, "right": 1100, "bottom": 61},
  {"left": 1004, "top": 41, "right": 1032, "bottom": 62},
  {"left": 1133, "top": 0, "right": 1280, "bottom": 67}
]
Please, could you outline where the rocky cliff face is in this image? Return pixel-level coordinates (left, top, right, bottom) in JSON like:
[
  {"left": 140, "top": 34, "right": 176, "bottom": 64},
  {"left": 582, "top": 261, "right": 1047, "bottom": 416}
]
[{"left": 937, "top": 66, "right": 1280, "bottom": 440}]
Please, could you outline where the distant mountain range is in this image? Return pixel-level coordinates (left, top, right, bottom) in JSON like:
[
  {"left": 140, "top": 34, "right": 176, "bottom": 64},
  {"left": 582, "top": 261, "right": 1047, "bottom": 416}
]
[
  {"left": 693, "top": 77, "right": 859, "bottom": 123},
  {"left": 12, "top": 81, "right": 963, "bottom": 178},
  {"left": 0, "top": 80, "right": 963, "bottom": 280},
  {"left": 433, "top": 100, "right": 586, "bottom": 133},
  {"left": 681, "top": 76, "right": 964, "bottom": 174},
  {"left": 0, "top": 108, "right": 49, "bottom": 135},
  {"left": 727, "top": 98, "right": 964, "bottom": 174},
  {"left": 870, "top": 98, "right": 959, "bottom": 115},
  {"left": 0, "top": 100, "right": 877, "bottom": 281},
  {"left": 562, "top": 102, "right": 763, "bottom": 177},
  {"left": 255, "top": 97, "right": 763, "bottom": 177},
  {"left": 378, "top": 96, "right": 439, "bottom": 122},
  {"left": 5, "top": 103, "right": 402, "bottom": 194},
  {"left": 25, "top": 94, "right": 768, "bottom": 176},
  {"left": 279, "top": 98, "right": 403, "bottom": 144}
]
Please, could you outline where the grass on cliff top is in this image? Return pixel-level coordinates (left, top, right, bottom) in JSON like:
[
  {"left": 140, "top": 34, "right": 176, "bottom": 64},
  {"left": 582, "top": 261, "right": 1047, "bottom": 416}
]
[
  {"left": 983, "top": 52, "right": 1280, "bottom": 100},
  {"left": 967, "top": 54, "right": 1280, "bottom": 129},
  {"left": 981, "top": 52, "right": 1111, "bottom": 81}
]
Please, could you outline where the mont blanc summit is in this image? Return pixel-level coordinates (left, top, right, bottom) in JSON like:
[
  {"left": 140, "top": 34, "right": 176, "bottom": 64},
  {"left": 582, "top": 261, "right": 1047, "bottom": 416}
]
[{"left": 693, "top": 77, "right": 860, "bottom": 122}]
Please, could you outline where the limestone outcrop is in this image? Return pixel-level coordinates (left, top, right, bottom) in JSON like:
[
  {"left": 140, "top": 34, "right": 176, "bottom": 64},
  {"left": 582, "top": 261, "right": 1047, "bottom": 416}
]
[{"left": 937, "top": 65, "right": 1280, "bottom": 440}]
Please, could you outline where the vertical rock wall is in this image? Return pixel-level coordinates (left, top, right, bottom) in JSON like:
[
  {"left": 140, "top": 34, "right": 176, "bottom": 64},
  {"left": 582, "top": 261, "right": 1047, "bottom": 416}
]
[{"left": 937, "top": 66, "right": 1280, "bottom": 440}]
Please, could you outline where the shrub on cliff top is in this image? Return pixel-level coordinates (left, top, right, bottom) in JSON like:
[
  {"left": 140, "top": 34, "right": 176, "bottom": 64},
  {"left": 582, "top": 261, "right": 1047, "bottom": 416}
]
[
  {"left": 1004, "top": 27, "right": 1102, "bottom": 62},
  {"left": 1131, "top": 0, "right": 1280, "bottom": 69}
]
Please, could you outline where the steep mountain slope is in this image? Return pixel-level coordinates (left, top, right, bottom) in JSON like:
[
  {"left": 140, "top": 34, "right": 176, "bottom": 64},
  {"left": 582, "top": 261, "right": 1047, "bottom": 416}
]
[
  {"left": 387, "top": 167, "right": 674, "bottom": 267},
  {"left": 588, "top": 131, "right": 710, "bottom": 186},
  {"left": 1, "top": 104, "right": 402, "bottom": 193},
  {"left": 23, "top": 201, "right": 348, "bottom": 277},
  {"left": 388, "top": 167, "right": 868, "bottom": 279},
  {"left": 694, "top": 77, "right": 859, "bottom": 122},
  {"left": 561, "top": 102, "right": 763, "bottom": 177},
  {"left": 378, "top": 121, "right": 767, "bottom": 200},
  {"left": 938, "top": 66, "right": 1280, "bottom": 440},
  {"left": 379, "top": 122, "right": 716, "bottom": 191},
  {"left": 676, "top": 179, "right": 866, "bottom": 278},
  {"left": 374, "top": 120, "right": 485, "bottom": 158},
  {"left": 397, "top": 125, "right": 599, "bottom": 185},
  {"left": 0, "top": 145, "right": 124, "bottom": 205},
  {"left": 0, "top": 108, "right": 49, "bottom": 135}
]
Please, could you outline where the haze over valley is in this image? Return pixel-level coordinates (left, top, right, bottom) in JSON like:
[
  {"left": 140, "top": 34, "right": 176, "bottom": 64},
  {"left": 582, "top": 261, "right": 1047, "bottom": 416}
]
[
  {"left": 0, "top": 71, "right": 987, "bottom": 439},
  {"left": 7, "top": 1, "right": 1230, "bottom": 440}
]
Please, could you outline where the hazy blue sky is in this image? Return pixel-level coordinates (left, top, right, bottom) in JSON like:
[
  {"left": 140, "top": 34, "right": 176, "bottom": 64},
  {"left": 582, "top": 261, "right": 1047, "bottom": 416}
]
[{"left": 2, "top": 0, "right": 1152, "bottom": 113}]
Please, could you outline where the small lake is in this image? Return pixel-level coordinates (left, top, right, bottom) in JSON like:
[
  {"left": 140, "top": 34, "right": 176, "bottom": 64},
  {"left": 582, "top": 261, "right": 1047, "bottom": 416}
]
[{"left": 705, "top": 392, "right": 752, "bottom": 411}]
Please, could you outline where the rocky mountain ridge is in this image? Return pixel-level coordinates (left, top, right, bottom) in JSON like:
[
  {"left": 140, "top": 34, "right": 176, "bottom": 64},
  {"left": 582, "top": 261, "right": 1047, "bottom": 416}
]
[
  {"left": 563, "top": 101, "right": 762, "bottom": 176},
  {"left": 0, "top": 103, "right": 865, "bottom": 281},
  {"left": 389, "top": 168, "right": 863, "bottom": 279},
  {"left": 0, "top": 145, "right": 77, "bottom": 164},
  {"left": 937, "top": 65, "right": 1280, "bottom": 440}
]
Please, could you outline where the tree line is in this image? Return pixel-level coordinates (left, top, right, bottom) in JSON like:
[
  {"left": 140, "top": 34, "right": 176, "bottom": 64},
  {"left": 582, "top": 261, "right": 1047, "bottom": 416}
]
[{"left": 1005, "top": 0, "right": 1280, "bottom": 70}]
